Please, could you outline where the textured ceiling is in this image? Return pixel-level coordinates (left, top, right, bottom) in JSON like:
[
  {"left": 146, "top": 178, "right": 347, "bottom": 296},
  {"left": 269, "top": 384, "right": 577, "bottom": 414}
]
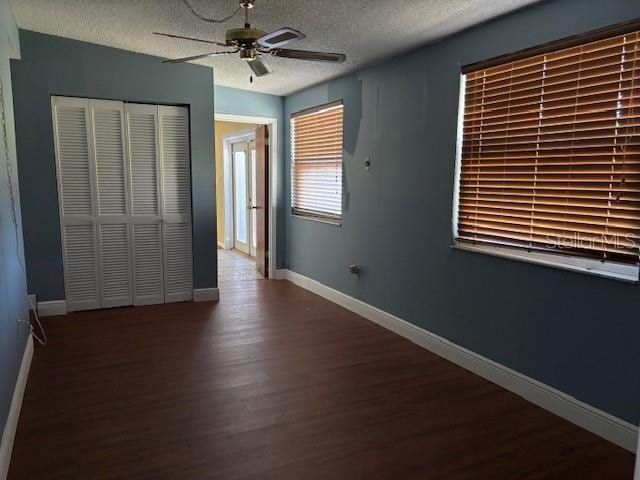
[{"left": 11, "top": 0, "right": 540, "bottom": 96}]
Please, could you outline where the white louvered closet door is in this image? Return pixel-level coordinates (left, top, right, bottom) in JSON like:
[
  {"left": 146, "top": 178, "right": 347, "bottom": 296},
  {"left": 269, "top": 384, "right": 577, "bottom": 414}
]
[
  {"left": 52, "top": 97, "right": 100, "bottom": 311},
  {"left": 125, "top": 103, "right": 165, "bottom": 306},
  {"left": 54, "top": 98, "right": 194, "bottom": 310},
  {"left": 159, "top": 106, "right": 193, "bottom": 303},
  {"left": 90, "top": 100, "right": 133, "bottom": 308}
]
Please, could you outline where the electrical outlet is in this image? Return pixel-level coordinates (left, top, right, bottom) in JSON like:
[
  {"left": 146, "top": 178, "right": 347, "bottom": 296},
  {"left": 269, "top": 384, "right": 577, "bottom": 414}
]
[{"left": 348, "top": 265, "right": 361, "bottom": 278}]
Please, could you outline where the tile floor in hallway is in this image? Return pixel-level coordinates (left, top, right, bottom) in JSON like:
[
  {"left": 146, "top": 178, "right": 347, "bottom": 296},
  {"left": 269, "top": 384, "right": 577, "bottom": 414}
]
[{"left": 218, "top": 248, "right": 264, "bottom": 283}]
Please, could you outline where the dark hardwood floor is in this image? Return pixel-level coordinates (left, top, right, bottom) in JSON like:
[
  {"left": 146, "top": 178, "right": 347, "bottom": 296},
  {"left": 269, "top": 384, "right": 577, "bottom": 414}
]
[{"left": 9, "top": 276, "right": 634, "bottom": 479}]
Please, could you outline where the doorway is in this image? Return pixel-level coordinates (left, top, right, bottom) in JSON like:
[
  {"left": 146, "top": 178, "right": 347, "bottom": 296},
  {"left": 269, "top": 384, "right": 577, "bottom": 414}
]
[{"left": 215, "top": 116, "right": 275, "bottom": 282}]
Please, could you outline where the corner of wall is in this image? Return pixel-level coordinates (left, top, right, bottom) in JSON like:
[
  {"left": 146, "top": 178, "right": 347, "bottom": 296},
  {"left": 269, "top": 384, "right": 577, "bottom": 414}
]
[{"left": 0, "top": 0, "right": 31, "bottom": 458}]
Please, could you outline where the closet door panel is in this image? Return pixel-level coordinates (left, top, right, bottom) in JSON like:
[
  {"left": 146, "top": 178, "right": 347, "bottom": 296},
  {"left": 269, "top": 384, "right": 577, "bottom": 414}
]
[
  {"left": 62, "top": 223, "right": 99, "bottom": 311},
  {"left": 55, "top": 102, "right": 93, "bottom": 218},
  {"left": 163, "top": 223, "right": 193, "bottom": 302},
  {"left": 159, "top": 106, "right": 191, "bottom": 219},
  {"left": 128, "top": 107, "right": 161, "bottom": 216},
  {"left": 52, "top": 96, "right": 100, "bottom": 311},
  {"left": 98, "top": 223, "right": 132, "bottom": 307},
  {"left": 132, "top": 222, "right": 164, "bottom": 305},
  {"left": 90, "top": 99, "right": 132, "bottom": 308},
  {"left": 159, "top": 106, "right": 193, "bottom": 302},
  {"left": 126, "top": 103, "right": 165, "bottom": 305},
  {"left": 93, "top": 104, "right": 127, "bottom": 216}
]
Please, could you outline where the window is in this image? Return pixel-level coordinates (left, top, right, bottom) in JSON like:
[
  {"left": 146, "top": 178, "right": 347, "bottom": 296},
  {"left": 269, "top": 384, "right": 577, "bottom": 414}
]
[
  {"left": 291, "top": 101, "right": 344, "bottom": 223},
  {"left": 454, "top": 23, "right": 640, "bottom": 281}
]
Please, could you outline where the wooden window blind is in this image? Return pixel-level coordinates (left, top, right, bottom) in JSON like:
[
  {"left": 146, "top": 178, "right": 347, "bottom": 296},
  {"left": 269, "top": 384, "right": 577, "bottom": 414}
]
[
  {"left": 291, "top": 102, "right": 343, "bottom": 221},
  {"left": 456, "top": 27, "right": 640, "bottom": 265}
]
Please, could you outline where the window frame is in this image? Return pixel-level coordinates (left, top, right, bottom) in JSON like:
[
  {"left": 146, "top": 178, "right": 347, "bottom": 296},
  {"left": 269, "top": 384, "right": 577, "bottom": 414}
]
[
  {"left": 452, "top": 21, "right": 640, "bottom": 283},
  {"left": 290, "top": 100, "right": 344, "bottom": 225}
]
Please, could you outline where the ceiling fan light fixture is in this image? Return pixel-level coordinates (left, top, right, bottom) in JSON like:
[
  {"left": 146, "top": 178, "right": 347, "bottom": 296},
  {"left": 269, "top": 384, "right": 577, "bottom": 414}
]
[{"left": 239, "top": 48, "right": 258, "bottom": 61}]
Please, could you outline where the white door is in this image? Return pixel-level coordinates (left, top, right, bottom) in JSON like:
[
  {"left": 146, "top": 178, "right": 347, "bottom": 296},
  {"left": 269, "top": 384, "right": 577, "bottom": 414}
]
[
  {"left": 52, "top": 97, "right": 101, "bottom": 312},
  {"left": 90, "top": 99, "right": 133, "bottom": 308},
  {"left": 231, "top": 140, "right": 257, "bottom": 257},
  {"left": 159, "top": 105, "right": 193, "bottom": 303},
  {"left": 232, "top": 140, "right": 252, "bottom": 256},
  {"left": 125, "top": 103, "right": 165, "bottom": 306}
]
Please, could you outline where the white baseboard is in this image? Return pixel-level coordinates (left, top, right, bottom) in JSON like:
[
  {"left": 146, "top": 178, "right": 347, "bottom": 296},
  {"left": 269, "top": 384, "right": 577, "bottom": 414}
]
[
  {"left": 636, "top": 437, "right": 640, "bottom": 479},
  {"left": 0, "top": 336, "right": 33, "bottom": 479},
  {"left": 274, "top": 269, "right": 288, "bottom": 280},
  {"left": 37, "top": 300, "right": 67, "bottom": 317},
  {"left": 282, "top": 269, "right": 639, "bottom": 453},
  {"left": 217, "top": 241, "right": 224, "bottom": 249},
  {"left": 193, "top": 288, "right": 220, "bottom": 302}
]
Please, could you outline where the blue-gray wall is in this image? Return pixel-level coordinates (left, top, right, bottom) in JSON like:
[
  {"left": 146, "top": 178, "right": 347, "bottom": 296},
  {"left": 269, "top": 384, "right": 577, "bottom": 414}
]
[
  {"left": 214, "top": 84, "right": 282, "bottom": 119},
  {"left": 0, "top": 0, "right": 29, "bottom": 438},
  {"left": 214, "top": 85, "right": 286, "bottom": 267},
  {"left": 11, "top": 30, "right": 217, "bottom": 302},
  {"left": 284, "top": 0, "right": 640, "bottom": 424}
]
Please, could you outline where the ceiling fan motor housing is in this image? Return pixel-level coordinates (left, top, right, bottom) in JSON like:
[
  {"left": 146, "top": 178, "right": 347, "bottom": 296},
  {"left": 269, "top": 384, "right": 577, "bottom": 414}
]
[
  {"left": 226, "top": 27, "right": 266, "bottom": 60},
  {"left": 225, "top": 27, "right": 266, "bottom": 46}
]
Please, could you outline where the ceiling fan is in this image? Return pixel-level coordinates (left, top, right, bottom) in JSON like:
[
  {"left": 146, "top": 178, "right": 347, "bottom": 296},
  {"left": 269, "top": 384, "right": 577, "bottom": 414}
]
[{"left": 154, "top": 0, "right": 346, "bottom": 81}]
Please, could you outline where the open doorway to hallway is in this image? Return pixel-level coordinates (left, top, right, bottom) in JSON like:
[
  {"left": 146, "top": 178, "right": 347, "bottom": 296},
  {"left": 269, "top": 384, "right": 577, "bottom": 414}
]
[{"left": 215, "top": 120, "right": 269, "bottom": 283}]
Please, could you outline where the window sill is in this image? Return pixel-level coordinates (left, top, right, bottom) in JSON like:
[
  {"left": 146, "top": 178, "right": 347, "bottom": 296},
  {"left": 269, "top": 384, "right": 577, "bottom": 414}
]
[
  {"left": 452, "top": 241, "right": 639, "bottom": 283},
  {"left": 292, "top": 213, "right": 342, "bottom": 227}
]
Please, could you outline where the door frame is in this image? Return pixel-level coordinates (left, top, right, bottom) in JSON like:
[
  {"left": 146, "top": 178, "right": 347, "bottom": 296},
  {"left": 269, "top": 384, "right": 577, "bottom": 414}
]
[{"left": 216, "top": 113, "right": 279, "bottom": 279}]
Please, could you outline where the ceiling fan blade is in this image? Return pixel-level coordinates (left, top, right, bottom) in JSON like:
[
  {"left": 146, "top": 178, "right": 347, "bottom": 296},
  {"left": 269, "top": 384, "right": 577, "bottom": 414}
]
[
  {"left": 153, "top": 31, "right": 228, "bottom": 47},
  {"left": 248, "top": 56, "right": 273, "bottom": 77},
  {"left": 270, "top": 48, "right": 346, "bottom": 63},
  {"left": 257, "top": 27, "right": 306, "bottom": 48},
  {"left": 163, "top": 50, "right": 236, "bottom": 64}
]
